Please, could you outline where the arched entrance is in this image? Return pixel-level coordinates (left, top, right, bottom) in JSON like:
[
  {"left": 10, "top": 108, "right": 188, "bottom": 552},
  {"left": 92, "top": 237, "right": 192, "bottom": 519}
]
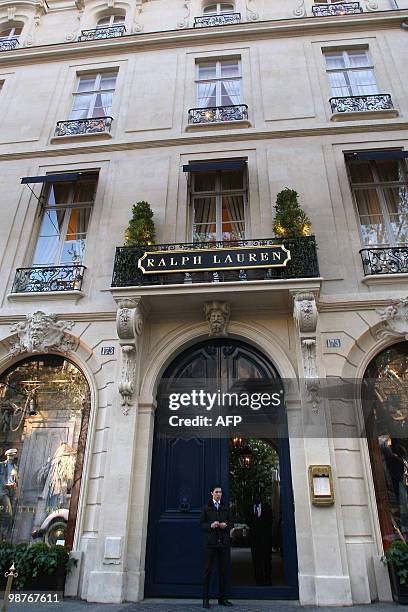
[
  {"left": 145, "top": 339, "right": 298, "bottom": 599},
  {"left": 0, "top": 354, "right": 90, "bottom": 547},
  {"left": 363, "top": 341, "right": 408, "bottom": 549}
]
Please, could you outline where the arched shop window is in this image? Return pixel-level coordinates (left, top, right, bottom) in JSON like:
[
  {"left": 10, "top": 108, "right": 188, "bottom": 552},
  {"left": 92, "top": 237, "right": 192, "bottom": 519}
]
[
  {"left": 0, "top": 355, "right": 90, "bottom": 547},
  {"left": 363, "top": 341, "right": 408, "bottom": 549}
]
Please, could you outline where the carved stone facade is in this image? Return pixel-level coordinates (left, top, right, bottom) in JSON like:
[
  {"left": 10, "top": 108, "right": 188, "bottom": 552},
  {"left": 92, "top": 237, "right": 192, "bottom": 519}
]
[
  {"left": 376, "top": 297, "right": 408, "bottom": 340},
  {"left": 9, "top": 311, "right": 75, "bottom": 355}
]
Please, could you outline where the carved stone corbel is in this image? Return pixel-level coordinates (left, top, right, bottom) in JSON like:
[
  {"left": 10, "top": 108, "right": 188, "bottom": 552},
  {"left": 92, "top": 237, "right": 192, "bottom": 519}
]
[
  {"left": 246, "top": 0, "right": 259, "bottom": 20},
  {"left": 376, "top": 297, "right": 408, "bottom": 341},
  {"left": 364, "top": 0, "right": 378, "bottom": 10},
  {"left": 133, "top": 0, "right": 144, "bottom": 33},
  {"left": 25, "top": 2, "right": 48, "bottom": 47},
  {"left": 66, "top": 0, "right": 84, "bottom": 41},
  {"left": 293, "top": 0, "right": 306, "bottom": 17},
  {"left": 177, "top": 0, "right": 190, "bottom": 29},
  {"left": 9, "top": 311, "right": 75, "bottom": 355},
  {"left": 116, "top": 298, "right": 144, "bottom": 415},
  {"left": 203, "top": 301, "right": 230, "bottom": 337},
  {"left": 7, "top": 7, "right": 16, "bottom": 21},
  {"left": 293, "top": 293, "right": 319, "bottom": 412}
]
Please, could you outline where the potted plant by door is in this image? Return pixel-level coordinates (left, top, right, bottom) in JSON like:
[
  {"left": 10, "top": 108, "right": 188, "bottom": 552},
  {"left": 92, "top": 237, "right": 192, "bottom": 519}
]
[{"left": 384, "top": 539, "right": 408, "bottom": 604}]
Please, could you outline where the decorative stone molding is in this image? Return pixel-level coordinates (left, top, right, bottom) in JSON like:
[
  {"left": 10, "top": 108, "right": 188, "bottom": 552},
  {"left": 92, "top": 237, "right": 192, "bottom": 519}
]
[
  {"left": 9, "top": 311, "right": 75, "bottom": 355},
  {"left": 203, "top": 301, "right": 230, "bottom": 337},
  {"left": 376, "top": 297, "right": 408, "bottom": 341},
  {"left": 24, "top": 0, "right": 47, "bottom": 47},
  {"left": 116, "top": 297, "right": 144, "bottom": 415},
  {"left": 177, "top": 0, "right": 190, "bottom": 29},
  {"left": 133, "top": 0, "right": 143, "bottom": 32},
  {"left": 301, "top": 338, "right": 317, "bottom": 378},
  {"left": 293, "top": 0, "right": 306, "bottom": 17},
  {"left": 246, "top": 0, "right": 259, "bottom": 20},
  {"left": 66, "top": 0, "right": 85, "bottom": 41},
  {"left": 364, "top": 0, "right": 378, "bottom": 10},
  {"left": 293, "top": 292, "right": 318, "bottom": 335}
]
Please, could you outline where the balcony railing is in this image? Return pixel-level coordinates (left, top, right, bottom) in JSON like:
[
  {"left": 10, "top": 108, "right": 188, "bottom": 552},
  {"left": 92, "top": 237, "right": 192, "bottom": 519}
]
[
  {"left": 0, "top": 38, "right": 19, "bottom": 52},
  {"left": 78, "top": 25, "right": 126, "bottom": 41},
  {"left": 329, "top": 94, "right": 394, "bottom": 114},
  {"left": 188, "top": 104, "right": 248, "bottom": 125},
  {"left": 12, "top": 265, "right": 86, "bottom": 293},
  {"left": 55, "top": 116, "right": 113, "bottom": 137},
  {"left": 312, "top": 2, "right": 362, "bottom": 16},
  {"left": 194, "top": 13, "right": 241, "bottom": 27},
  {"left": 111, "top": 237, "right": 319, "bottom": 288},
  {"left": 360, "top": 247, "right": 408, "bottom": 275}
]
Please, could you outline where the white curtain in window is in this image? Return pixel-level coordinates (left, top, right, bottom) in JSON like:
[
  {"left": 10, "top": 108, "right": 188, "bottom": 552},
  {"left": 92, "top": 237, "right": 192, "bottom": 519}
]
[
  {"left": 351, "top": 69, "right": 378, "bottom": 96},
  {"left": 93, "top": 92, "right": 113, "bottom": 117},
  {"left": 222, "top": 80, "right": 241, "bottom": 105},
  {"left": 328, "top": 72, "right": 350, "bottom": 97},
  {"left": 197, "top": 82, "right": 216, "bottom": 108}
]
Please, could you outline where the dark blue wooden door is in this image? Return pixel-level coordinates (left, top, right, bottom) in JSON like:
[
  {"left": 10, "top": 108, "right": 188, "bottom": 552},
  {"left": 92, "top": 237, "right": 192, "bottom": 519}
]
[{"left": 145, "top": 340, "right": 298, "bottom": 599}]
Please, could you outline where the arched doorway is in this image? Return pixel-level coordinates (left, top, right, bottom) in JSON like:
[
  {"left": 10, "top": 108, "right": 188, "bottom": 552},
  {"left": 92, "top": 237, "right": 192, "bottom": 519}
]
[
  {"left": 0, "top": 354, "right": 90, "bottom": 547},
  {"left": 363, "top": 341, "right": 408, "bottom": 549},
  {"left": 145, "top": 339, "right": 298, "bottom": 599}
]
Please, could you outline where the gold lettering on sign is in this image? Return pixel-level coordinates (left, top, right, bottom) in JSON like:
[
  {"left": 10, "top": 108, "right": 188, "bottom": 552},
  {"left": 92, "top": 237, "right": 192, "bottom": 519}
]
[
  {"left": 225, "top": 254, "right": 233, "bottom": 263},
  {"left": 158, "top": 258, "right": 166, "bottom": 267},
  {"left": 272, "top": 252, "right": 282, "bottom": 261},
  {"left": 249, "top": 254, "right": 257, "bottom": 262},
  {"left": 237, "top": 254, "right": 244, "bottom": 263},
  {"left": 182, "top": 256, "right": 190, "bottom": 265},
  {"left": 193, "top": 255, "right": 202, "bottom": 265},
  {"left": 260, "top": 253, "right": 269, "bottom": 262},
  {"left": 170, "top": 257, "right": 178, "bottom": 266},
  {"left": 147, "top": 258, "right": 155, "bottom": 267},
  {"left": 213, "top": 255, "right": 221, "bottom": 263}
]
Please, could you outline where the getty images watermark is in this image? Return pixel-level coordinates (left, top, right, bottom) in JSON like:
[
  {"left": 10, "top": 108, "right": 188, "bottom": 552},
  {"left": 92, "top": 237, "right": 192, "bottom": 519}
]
[{"left": 167, "top": 389, "right": 283, "bottom": 428}]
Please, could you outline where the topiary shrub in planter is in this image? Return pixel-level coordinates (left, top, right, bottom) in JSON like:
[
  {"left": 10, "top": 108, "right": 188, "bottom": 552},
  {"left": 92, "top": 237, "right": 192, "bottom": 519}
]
[
  {"left": 124, "top": 201, "right": 155, "bottom": 246},
  {"left": 0, "top": 541, "right": 76, "bottom": 591},
  {"left": 273, "top": 188, "right": 311, "bottom": 238},
  {"left": 383, "top": 540, "right": 408, "bottom": 604}
]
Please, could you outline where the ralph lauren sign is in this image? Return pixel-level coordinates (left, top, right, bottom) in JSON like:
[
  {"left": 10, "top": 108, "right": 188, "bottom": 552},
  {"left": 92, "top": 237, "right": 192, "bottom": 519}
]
[{"left": 138, "top": 244, "right": 291, "bottom": 274}]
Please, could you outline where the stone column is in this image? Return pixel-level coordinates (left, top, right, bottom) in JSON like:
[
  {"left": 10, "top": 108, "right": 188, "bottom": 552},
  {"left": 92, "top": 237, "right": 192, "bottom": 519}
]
[
  {"left": 86, "top": 297, "right": 145, "bottom": 603},
  {"left": 291, "top": 291, "right": 352, "bottom": 606}
]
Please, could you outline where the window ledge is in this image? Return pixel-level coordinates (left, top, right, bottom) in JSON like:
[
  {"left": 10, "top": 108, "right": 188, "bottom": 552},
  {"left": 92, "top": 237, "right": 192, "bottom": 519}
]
[
  {"left": 185, "top": 119, "right": 251, "bottom": 132},
  {"left": 330, "top": 109, "right": 399, "bottom": 122},
  {"left": 50, "top": 131, "right": 113, "bottom": 144},
  {"left": 362, "top": 272, "right": 408, "bottom": 286},
  {"left": 7, "top": 290, "right": 84, "bottom": 302}
]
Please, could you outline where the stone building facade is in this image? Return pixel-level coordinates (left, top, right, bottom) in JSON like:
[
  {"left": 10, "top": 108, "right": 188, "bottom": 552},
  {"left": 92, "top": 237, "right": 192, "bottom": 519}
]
[{"left": 0, "top": 0, "right": 408, "bottom": 605}]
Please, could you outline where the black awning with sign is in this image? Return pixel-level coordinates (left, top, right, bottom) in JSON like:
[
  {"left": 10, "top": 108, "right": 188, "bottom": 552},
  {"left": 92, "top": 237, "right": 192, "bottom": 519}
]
[
  {"left": 182, "top": 160, "right": 247, "bottom": 172},
  {"left": 345, "top": 150, "right": 408, "bottom": 162}
]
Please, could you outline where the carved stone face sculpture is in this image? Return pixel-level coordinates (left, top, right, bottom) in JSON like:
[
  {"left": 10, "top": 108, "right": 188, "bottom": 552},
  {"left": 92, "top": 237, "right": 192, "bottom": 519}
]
[{"left": 204, "top": 301, "right": 230, "bottom": 337}]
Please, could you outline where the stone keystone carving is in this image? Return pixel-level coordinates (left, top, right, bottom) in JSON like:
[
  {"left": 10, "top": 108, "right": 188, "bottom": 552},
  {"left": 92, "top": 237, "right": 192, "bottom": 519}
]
[
  {"left": 116, "top": 298, "right": 144, "bottom": 415},
  {"left": 293, "top": 293, "right": 318, "bottom": 335},
  {"left": 376, "top": 297, "right": 408, "bottom": 340},
  {"left": 204, "top": 301, "right": 230, "bottom": 337},
  {"left": 9, "top": 311, "right": 75, "bottom": 355}
]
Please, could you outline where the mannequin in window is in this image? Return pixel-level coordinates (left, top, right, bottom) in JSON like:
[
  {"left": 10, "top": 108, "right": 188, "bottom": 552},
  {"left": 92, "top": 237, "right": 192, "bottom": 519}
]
[{"left": 0, "top": 449, "right": 19, "bottom": 538}]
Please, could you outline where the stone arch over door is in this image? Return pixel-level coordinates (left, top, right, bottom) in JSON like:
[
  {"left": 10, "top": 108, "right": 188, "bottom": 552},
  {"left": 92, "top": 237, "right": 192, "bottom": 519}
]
[{"left": 0, "top": 311, "right": 104, "bottom": 553}]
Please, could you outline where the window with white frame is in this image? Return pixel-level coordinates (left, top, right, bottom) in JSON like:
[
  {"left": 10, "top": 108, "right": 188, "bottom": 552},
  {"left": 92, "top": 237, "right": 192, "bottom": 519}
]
[
  {"left": 0, "top": 24, "right": 23, "bottom": 40},
  {"left": 96, "top": 14, "right": 125, "bottom": 28},
  {"left": 196, "top": 59, "right": 241, "bottom": 109},
  {"left": 203, "top": 3, "right": 235, "bottom": 14},
  {"left": 69, "top": 72, "right": 117, "bottom": 120},
  {"left": 324, "top": 49, "right": 379, "bottom": 98},
  {"left": 347, "top": 156, "right": 408, "bottom": 246},
  {"left": 32, "top": 175, "right": 97, "bottom": 266},
  {"left": 190, "top": 165, "right": 247, "bottom": 242}
]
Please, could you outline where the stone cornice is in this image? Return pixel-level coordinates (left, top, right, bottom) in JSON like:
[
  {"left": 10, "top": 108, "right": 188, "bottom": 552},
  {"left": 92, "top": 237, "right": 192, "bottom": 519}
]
[
  {"left": 0, "top": 10, "right": 406, "bottom": 66},
  {"left": 318, "top": 295, "right": 408, "bottom": 312},
  {"left": 0, "top": 311, "right": 116, "bottom": 324},
  {"left": 0, "top": 120, "right": 407, "bottom": 161}
]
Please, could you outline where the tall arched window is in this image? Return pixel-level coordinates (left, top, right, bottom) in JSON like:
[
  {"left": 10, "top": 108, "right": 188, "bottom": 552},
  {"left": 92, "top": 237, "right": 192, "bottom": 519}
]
[
  {"left": 0, "top": 355, "right": 90, "bottom": 547},
  {"left": 363, "top": 341, "right": 408, "bottom": 549}
]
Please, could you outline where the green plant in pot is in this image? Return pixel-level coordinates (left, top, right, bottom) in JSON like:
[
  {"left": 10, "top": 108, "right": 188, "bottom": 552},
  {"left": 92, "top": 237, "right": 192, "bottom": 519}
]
[
  {"left": 383, "top": 539, "right": 408, "bottom": 604},
  {"left": 273, "top": 188, "right": 311, "bottom": 238},
  {"left": 0, "top": 541, "right": 76, "bottom": 590},
  {"left": 124, "top": 201, "right": 156, "bottom": 246}
]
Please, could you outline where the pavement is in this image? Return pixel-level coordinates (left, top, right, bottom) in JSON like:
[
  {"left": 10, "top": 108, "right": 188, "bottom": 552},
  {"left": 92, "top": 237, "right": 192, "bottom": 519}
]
[{"left": 1, "top": 599, "right": 402, "bottom": 612}]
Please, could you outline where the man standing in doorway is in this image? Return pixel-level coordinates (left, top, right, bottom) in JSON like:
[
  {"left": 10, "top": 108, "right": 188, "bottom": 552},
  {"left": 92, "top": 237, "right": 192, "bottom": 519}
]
[{"left": 200, "top": 485, "right": 233, "bottom": 609}]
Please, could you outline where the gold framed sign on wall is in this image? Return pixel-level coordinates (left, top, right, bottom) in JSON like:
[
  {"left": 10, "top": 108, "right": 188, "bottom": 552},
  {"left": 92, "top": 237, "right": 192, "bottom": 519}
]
[{"left": 308, "top": 465, "right": 335, "bottom": 506}]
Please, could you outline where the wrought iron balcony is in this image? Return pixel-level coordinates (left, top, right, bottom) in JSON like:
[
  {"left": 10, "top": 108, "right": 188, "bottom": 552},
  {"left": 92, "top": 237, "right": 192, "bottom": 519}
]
[
  {"left": 12, "top": 265, "right": 86, "bottom": 293},
  {"left": 360, "top": 247, "right": 408, "bottom": 275},
  {"left": 312, "top": 2, "right": 362, "bottom": 16},
  {"left": 55, "top": 116, "right": 113, "bottom": 137},
  {"left": 78, "top": 25, "right": 126, "bottom": 41},
  {"left": 330, "top": 94, "right": 394, "bottom": 114},
  {"left": 188, "top": 104, "right": 248, "bottom": 125},
  {"left": 194, "top": 13, "right": 241, "bottom": 27},
  {"left": 0, "top": 38, "right": 19, "bottom": 52},
  {"left": 111, "top": 237, "right": 319, "bottom": 288}
]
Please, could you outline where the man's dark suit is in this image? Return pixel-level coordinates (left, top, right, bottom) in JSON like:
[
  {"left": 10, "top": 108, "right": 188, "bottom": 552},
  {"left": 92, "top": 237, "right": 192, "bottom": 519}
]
[
  {"left": 200, "top": 500, "right": 232, "bottom": 600},
  {"left": 246, "top": 502, "right": 273, "bottom": 585}
]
